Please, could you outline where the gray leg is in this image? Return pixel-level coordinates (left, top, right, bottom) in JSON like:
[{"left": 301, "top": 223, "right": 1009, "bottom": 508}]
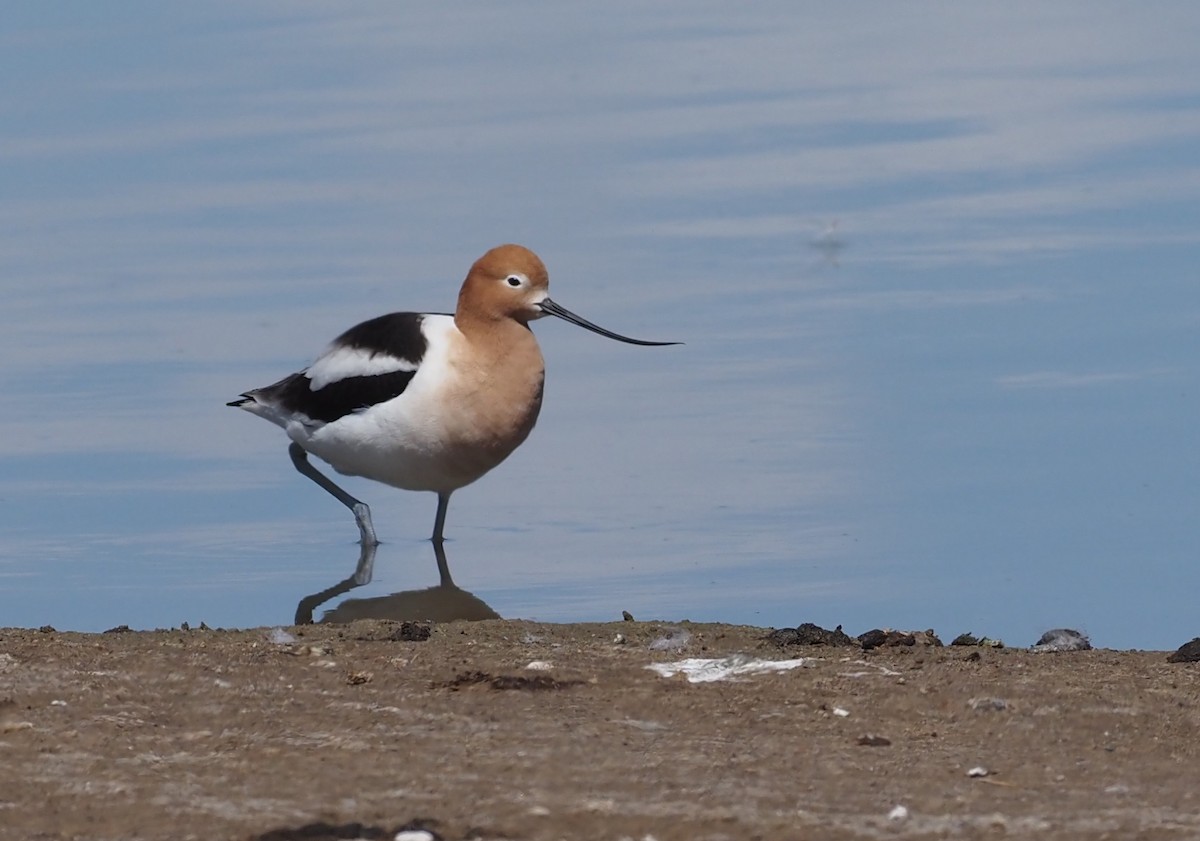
[
  {"left": 432, "top": 538, "right": 454, "bottom": 587},
  {"left": 432, "top": 491, "right": 452, "bottom": 544},
  {"left": 289, "top": 442, "right": 378, "bottom": 546}
]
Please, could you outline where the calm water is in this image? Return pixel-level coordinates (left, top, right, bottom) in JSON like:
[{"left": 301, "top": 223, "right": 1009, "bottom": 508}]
[{"left": 2, "top": 4, "right": 1198, "bottom": 648}]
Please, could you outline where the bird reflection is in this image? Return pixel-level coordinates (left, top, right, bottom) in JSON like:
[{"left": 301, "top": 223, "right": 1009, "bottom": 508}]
[{"left": 294, "top": 539, "right": 499, "bottom": 625}]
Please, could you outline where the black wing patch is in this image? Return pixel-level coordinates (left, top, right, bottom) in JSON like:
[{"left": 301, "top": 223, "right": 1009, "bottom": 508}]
[
  {"left": 236, "top": 311, "right": 446, "bottom": 424},
  {"left": 334, "top": 311, "right": 436, "bottom": 362},
  {"left": 266, "top": 369, "right": 419, "bottom": 424}
]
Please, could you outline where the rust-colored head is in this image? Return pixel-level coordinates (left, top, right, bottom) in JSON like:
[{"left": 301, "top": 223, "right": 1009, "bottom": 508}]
[
  {"left": 456, "top": 244, "right": 681, "bottom": 346},
  {"left": 456, "top": 244, "right": 551, "bottom": 326}
]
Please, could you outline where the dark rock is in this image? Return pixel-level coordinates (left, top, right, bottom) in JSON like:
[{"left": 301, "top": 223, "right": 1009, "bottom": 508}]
[
  {"left": 764, "top": 622, "right": 858, "bottom": 648},
  {"left": 859, "top": 628, "right": 943, "bottom": 650},
  {"left": 253, "top": 819, "right": 443, "bottom": 841},
  {"left": 1167, "top": 637, "right": 1200, "bottom": 663},
  {"left": 952, "top": 632, "right": 1004, "bottom": 648},
  {"left": 392, "top": 622, "right": 432, "bottom": 642},
  {"left": 254, "top": 821, "right": 390, "bottom": 840}
]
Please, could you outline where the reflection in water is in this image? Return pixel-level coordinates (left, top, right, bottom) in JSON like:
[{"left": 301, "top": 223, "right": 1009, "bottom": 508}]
[{"left": 294, "top": 540, "right": 500, "bottom": 625}]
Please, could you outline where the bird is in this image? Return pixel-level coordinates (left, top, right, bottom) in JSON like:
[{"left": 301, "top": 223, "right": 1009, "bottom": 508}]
[{"left": 228, "top": 244, "right": 678, "bottom": 547}]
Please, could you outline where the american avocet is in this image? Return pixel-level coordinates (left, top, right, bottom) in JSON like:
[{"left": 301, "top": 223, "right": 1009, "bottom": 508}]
[{"left": 228, "top": 244, "right": 678, "bottom": 546}]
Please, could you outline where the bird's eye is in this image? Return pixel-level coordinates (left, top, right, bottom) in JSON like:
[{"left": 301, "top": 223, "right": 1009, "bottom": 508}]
[{"left": 505, "top": 275, "right": 522, "bottom": 287}]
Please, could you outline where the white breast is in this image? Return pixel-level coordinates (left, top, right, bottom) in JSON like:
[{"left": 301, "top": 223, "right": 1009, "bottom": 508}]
[{"left": 287, "top": 315, "right": 544, "bottom": 493}]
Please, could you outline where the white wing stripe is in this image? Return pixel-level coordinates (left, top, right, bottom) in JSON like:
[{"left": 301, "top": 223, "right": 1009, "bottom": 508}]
[{"left": 306, "top": 345, "right": 419, "bottom": 391}]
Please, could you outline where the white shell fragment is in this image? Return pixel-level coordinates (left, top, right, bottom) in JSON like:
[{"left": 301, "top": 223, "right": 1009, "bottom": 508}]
[{"left": 646, "top": 654, "right": 811, "bottom": 683}]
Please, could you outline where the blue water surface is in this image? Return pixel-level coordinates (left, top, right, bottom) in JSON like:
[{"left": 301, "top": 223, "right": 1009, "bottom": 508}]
[{"left": 1, "top": 3, "right": 1198, "bottom": 648}]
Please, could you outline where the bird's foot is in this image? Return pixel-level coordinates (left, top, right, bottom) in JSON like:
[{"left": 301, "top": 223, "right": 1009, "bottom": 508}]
[{"left": 351, "top": 502, "right": 379, "bottom": 547}]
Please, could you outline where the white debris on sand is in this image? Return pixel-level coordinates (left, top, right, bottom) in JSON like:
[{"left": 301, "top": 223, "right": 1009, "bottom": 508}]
[
  {"left": 648, "top": 627, "right": 692, "bottom": 651},
  {"left": 266, "top": 627, "right": 296, "bottom": 645},
  {"left": 968, "top": 696, "right": 1008, "bottom": 712},
  {"left": 646, "top": 654, "right": 812, "bottom": 683}
]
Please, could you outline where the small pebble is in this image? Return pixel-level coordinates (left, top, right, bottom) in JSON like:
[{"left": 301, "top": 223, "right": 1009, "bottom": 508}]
[
  {"left": 888, "top": 805, "right": 909, "bottom": 821},
  {"left": 967, "top": 766, "right": 990, "bottom": 777},
  {"left": 968, "top": 697, "right": 1008, "bottom": 712},
  {"left": 394, "top": 831, "right": 436, "bottom": 841}
]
